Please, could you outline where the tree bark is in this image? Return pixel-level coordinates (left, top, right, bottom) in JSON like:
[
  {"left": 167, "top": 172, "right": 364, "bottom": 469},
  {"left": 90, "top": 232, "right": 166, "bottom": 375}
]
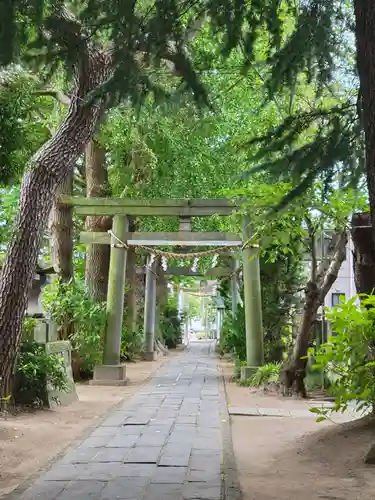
[
  {"left": 48, "top": 172, "right": 74, "bottom": 282},
  {"left": 282, "top": 231, "right": 348, "bottom": 397},
  {"left": 84, "top": 139, "right": 112, "bottom": 302},
  {"left": 354, "top": 0, "right": 375, "bottom": 246},
  {"left": 0, "top": 48, "right": 111, "bottom": 400},
  {"left": 351, "top": 212, "right": 375, "bottom": 295}
]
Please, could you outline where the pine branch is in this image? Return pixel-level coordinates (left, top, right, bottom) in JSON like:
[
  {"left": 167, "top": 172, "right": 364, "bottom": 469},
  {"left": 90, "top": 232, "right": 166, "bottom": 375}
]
[{"left": 34, "top": 90, "right": 71, "bottom": 105}]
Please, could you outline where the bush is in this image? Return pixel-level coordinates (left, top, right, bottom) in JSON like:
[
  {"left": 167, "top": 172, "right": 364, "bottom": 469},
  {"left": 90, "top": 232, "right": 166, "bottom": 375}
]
[
  {"left": 160, "top": 305, "right": 182, "bottom": 348},
  {"left": 22, "top": 316, "right": 38, "bottom": 341},
  {"left": 219, "top": 306, "right": 246, "bottom": 361},
  {"left": 14, "top": 339, "right": 68, "bottom": 406},
  {"left": 121, "top": 327, "right": 143, "bottom": 361},
  {"left": 42, "top": 279, "right": 106, "bottom": 374},
  {"left": 311, "top": 295, "right": 375, "bottom": 418},
  {"left": 239, "top": 362, "right": 281, "bottom": 387}
]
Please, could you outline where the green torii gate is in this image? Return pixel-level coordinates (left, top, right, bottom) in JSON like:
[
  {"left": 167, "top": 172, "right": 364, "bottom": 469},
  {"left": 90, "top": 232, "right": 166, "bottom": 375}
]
[{"left": 62, "top": 196, "right": 263, "bottom": 383}]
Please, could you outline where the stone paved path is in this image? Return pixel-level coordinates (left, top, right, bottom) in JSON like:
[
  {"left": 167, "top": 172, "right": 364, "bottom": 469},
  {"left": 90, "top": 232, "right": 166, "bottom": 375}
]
[{"left": 19, "top": 341, "right": 225, "bottom": 500}]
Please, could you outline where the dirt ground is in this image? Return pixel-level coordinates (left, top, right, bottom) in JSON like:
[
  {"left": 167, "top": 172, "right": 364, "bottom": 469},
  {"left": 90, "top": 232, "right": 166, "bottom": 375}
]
[
  {"left": 0, "top": 354, "right": 173, "bottom": 498},
  {"left": 221, "top": 359, "right": 375, "bottom": 500}
]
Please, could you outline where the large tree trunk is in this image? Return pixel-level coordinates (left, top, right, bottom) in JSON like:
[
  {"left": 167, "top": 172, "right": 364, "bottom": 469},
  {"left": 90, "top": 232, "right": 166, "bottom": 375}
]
[
  {"left": 0, "top": 49, "right": 110, "bottom": 400},
  {"left": 84, "top": 139, "right": 112, "bottom": 302},
  {"left": 351, "top": 212, "right": 375, "bottom": 295},
  {"left": 354, "top": 1, "right": 375, "bottom": 246},
  {"left": 48, "top": 172, "right": 74, "bottom": 282},
  {"left": 282, "top": 231, "right": 347, "bottom": 397}
]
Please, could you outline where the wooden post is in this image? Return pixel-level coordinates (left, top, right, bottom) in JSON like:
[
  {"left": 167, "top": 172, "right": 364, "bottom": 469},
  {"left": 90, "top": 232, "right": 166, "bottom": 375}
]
[
  {"left": 241, "top": 216, "right": 264, "bottom": 378},
  {"left": 143, "top": 255, "right": 157, "bottom": 360},
  {"left": 103, "top": 215, "right": 129, "bottom": 365}
]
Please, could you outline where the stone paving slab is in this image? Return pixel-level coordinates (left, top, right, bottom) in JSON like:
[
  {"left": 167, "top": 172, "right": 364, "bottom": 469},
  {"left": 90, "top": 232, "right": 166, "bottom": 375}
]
[{"left": 17, "top": 341, "right": 225, "bottom": 500}]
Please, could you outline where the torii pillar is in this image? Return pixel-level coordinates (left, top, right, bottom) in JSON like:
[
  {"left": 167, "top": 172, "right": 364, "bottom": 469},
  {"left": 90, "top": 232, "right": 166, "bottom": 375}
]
[
  {"left": 91, "top": 215, "right": 128, "bottom": 385},
  {"left": 241, "top": 216, "right": 264, "bottom": 379}
]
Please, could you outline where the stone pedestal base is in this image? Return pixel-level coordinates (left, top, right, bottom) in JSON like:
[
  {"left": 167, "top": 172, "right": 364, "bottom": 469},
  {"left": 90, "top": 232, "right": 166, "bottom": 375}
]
[
  {"left": 90, "top": 364, "right": 127, "bottom": 386},
  {"left": 142, "top": 351, "right": 158, "bottom": 361},
  {"left": 240, "top": 366, "right": 257, "bottom": 380}
]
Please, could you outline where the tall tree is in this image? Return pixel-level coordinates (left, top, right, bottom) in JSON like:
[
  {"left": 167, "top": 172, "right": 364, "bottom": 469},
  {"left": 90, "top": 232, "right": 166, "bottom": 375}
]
[
  {"left": 48, "top": 172, "right": 74, "bottom": 281},
  {"left": 84, "top": 139, "right": 111, "bottom": 302},
  {"left": 0, "top": 2, "right": 212, "bottom": 399}
]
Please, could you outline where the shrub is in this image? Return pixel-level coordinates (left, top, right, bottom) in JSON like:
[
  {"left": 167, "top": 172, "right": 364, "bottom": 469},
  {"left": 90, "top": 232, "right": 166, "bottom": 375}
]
[
  {"left": 160, "top": 305, "right": 182, "bottom": 348},
  {"left": 220, "top": 306, "right": 246, "bottom": 361},
  {"left": 22, "top": 316, "right": 38, "bottom": 341},
  {"left": 121, "top": 327, "right": 143, "bottom": 361},
  {"left": 251, "top": 362, "right": 281, "bottom": 386},
  {"left": 14, "top": 339, "right": 68, "bottom": 406},
  {"left": 311, "top": 295, "right": 375, "bottom": 418},
  {"left": 42, "top": 279, "right": 106, "bottom": 374},
  {"left": 239, "top": 362, "right": 281, "bottom": 387}
]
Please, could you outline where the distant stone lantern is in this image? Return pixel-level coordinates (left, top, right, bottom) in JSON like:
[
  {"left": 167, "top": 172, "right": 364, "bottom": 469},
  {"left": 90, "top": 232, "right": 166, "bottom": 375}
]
[{"left": 26, "top": 261, "right": 58, "bottom": 343}]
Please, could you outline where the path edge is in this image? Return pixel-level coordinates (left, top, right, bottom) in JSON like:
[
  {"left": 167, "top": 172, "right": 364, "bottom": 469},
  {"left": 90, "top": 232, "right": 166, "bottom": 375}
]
[
  {"left": 218, "top": 359, "right": 243, "bottom": 500},
  {"left": 1, "top": 354, "right": 175, "bottom": 500}
]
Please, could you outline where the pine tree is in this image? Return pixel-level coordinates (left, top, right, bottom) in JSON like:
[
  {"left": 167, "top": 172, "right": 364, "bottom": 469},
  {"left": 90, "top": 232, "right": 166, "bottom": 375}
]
[
  {"left": 0, "top": 0, "right": 291, "bottom": 400},
  {"left": 0, "top": 0, "right": 374, "bottom": 399}
]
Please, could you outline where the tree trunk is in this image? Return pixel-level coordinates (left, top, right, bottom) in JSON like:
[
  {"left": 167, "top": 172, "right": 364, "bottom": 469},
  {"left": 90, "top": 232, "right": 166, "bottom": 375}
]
[
  {"left": 282, "top": 231, "right": 348, "bottom": 397},
  {"left": 0, "top": 50, "right": 111, "bottom": 400},
  {"left": 351, "top": 212, "right": 375, "bottom": 295},
  {"left": 48, "top": 172, "right": 74, "bottom": 281},
  {"left": 84, "top": 139, "right": 112, "bottom": 302},
  {"left": 354, "top": 0, "right": 375, "bottom": 247}
]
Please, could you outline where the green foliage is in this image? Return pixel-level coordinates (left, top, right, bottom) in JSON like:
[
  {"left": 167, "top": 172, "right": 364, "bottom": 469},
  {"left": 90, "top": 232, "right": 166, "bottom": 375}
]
[
  {"left": 245, "top": 104, "right": 362, "bottom": 206},
  {"left": 0, "top": 186, "right": 20, "bottom": 251},
  {"left": 15, "top": 339, "right": 68, "bottom": 406},
  {"left": 220, "top": 306, "right": 246, "bottom": 362},
  {"left": 310, "top": 295, "right": 375, "bottom": 420},
  {"left": 22, "top": 317, "right": 38, "bottom": 342},
  {"left": 41, "top": 279, "right": 106, "bottom": 372},
  {"left": 121, "top": 327, "right": 143, "bottom": 361},
  {"left": 239, "top": 362, "right": 281, "bottom": 387},
  {"left": 305, "top": 362, "right": 330, "bottom": 392},
  {"left": 160, "top": 304, "right": 182, "bottom": 349},
  {"left": 0, "top": 70, "right": 51, "bottom": 184},
  {"left": 261, "top": 254, "right": 302, "bottom": 362},
  {"left": 219, "top": 252, "right": 301, "bottom": 364}
]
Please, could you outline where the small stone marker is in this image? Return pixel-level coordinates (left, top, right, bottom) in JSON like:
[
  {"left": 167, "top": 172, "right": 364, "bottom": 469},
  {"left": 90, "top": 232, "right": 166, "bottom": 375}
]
[{"left": 45, "top": 340, "right": 78, "bottom": 407}]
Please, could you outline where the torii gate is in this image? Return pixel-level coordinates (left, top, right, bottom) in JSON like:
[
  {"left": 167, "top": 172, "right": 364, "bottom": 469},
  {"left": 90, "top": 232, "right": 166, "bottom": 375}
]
[{"left": 62, "top": 196, "right": 263, "bottom": 383}]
